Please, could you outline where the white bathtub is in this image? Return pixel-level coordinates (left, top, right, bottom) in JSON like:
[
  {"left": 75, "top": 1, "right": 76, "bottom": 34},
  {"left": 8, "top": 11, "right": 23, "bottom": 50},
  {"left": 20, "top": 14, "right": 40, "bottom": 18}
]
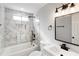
[{"left": 1, "top": 42, "right": 38, "bottom": 56}]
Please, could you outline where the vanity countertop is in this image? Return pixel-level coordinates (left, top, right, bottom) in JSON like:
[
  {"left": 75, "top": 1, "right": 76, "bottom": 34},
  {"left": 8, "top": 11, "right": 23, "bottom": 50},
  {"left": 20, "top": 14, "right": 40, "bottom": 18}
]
[{"left": 43, "top": 45, "right": 79, "bottom": 56}]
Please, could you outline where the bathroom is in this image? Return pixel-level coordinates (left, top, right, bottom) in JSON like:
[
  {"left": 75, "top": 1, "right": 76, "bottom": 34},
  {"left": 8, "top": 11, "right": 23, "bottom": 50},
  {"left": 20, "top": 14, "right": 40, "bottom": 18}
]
[{"left": 0, "top": 0, "right": 79, "bottom": 57}]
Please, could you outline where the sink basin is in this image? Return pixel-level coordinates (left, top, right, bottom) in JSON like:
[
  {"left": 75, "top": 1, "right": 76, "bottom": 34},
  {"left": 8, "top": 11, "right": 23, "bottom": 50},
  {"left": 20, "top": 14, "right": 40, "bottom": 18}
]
[
  {"left": 47, "top": 46, "right": 67, "bottom": 55},
  {"left": 50, "top": 46, "right": 63, "bottom": 54},
  {"left": 44, "top": 45, "right": 79, "bottom": 56}
]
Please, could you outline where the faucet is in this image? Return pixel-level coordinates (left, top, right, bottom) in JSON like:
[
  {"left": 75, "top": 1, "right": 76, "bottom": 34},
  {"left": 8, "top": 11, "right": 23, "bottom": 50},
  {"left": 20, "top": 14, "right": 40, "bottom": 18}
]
[{"left": 60, "top": 44, "right": 70, "bottom": 51}]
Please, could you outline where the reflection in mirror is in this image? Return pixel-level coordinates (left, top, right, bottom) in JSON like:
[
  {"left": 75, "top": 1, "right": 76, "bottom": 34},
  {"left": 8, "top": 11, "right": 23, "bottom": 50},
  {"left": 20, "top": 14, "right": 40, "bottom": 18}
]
[{"left": 55, "top": 12, "right": 79, "bottom": 46}]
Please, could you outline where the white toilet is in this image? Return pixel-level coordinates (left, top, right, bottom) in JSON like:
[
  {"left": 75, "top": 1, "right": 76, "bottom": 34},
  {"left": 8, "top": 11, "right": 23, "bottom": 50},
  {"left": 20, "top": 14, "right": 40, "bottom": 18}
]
[{"left": 29, "top": 41, "right": 51, "bottom": 56}]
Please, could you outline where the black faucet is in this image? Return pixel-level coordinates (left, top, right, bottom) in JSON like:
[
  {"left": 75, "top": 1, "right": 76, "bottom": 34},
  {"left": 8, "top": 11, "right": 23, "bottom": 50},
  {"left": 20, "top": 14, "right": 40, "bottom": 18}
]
[
  {"left": 60, "top": 54, "right": 63, "bottom": 56},
  {"left": 61, "top": 44, "right": 69, "bottom": 51}
]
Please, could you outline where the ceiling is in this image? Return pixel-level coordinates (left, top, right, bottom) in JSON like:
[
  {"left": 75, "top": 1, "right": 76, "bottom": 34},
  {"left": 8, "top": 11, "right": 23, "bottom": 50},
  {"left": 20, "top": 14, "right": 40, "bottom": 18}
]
[{"left": 1, "top": 3, "right": 47, "bottom": 14}]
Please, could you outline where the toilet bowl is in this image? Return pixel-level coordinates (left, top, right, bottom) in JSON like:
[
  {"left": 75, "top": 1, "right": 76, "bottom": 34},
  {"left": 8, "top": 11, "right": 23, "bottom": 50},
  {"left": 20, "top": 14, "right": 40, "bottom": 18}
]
[{"left": 29, "top": 51, "right": 42, "bottom": 56}]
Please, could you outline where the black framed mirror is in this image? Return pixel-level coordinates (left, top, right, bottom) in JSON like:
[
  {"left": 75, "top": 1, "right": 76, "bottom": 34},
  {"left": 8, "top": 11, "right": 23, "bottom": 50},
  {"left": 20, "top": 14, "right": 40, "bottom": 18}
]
[{"left": 55, "top": 12, "right": 79, "bottom": 46}]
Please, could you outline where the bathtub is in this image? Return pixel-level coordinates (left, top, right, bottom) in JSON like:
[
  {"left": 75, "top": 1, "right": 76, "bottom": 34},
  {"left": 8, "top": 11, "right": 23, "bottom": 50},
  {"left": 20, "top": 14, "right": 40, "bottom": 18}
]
[{"left": 1, "top": 42, "right": 38, "bottom": 56}]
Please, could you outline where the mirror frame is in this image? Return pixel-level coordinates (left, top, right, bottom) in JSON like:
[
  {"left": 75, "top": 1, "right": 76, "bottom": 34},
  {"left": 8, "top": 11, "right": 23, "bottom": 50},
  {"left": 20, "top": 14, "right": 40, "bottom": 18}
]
[{"left": 55, "top": 12, "right": 79, "bottom": 46}]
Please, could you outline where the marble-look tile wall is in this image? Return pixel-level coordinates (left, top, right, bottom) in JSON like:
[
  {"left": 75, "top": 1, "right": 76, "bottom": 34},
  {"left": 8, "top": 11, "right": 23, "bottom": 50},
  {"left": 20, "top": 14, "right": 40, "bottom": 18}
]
[
  {"left": 0, "top": 5, "right": 5, "bottom": 48},
  {"left": 0, "top": 5, "right": 40, "bottom": 48},
  {"left": 33, "top": 21, "right": 40, "bottom": 46},
  {"left": 29, "top": 17, "right": 40, "bottom": 47},
  {"left": 4, "top": 8, "right": 32, "bottom": 47}
]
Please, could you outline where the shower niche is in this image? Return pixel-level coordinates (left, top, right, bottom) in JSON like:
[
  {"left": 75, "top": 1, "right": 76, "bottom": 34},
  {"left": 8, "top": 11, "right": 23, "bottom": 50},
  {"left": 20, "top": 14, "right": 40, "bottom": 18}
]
[{"left": 55, "top": 12, "right": 79, "bottom": 46}]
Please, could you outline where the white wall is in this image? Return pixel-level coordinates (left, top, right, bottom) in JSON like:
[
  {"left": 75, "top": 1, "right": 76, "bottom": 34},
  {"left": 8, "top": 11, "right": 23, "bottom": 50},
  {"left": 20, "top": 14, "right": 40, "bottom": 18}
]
[
  {"left": 36, "top": 3, "right": 62, "bottom": 45},
  {"left": 36, "top": 3, "right": 79, "bottom": 53}
]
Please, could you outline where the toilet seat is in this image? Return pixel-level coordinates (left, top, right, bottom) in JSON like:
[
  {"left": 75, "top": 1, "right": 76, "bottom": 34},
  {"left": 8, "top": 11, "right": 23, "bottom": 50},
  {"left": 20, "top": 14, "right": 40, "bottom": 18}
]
[{"left": 29, "top": 51, "right": 42, "bottom": 56}]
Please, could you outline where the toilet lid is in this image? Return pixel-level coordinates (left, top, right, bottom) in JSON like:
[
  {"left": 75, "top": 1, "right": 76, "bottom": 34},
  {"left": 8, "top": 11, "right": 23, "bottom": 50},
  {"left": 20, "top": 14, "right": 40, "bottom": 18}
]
[{"left": 29, "top": 51, "right": 42, "bottom": 56}]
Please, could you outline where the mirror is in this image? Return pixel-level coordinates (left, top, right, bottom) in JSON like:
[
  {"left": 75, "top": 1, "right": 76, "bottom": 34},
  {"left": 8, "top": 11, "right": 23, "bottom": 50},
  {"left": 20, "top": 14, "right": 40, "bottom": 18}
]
[{"left": 55, "top": 12, "right": 79, "bottom": 46}]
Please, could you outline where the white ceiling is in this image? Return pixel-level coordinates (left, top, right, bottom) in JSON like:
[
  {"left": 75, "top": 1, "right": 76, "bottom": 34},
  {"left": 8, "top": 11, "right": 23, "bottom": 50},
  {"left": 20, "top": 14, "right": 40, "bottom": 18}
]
[{"left": 1, "top": 3, "right": 47, "bottom": 14}]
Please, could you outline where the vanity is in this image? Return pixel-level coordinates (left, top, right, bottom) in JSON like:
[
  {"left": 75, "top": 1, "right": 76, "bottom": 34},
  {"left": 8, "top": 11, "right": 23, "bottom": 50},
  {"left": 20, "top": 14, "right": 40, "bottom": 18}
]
[{"left": 42, "top": 45, "right": 79, "bottom": 56}]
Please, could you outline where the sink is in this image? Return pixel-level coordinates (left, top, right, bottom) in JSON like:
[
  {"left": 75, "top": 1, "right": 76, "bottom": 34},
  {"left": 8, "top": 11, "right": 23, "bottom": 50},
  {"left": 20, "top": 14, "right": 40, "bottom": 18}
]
[
  {"left": 46, "top": 46, "right": 67, "bottom": 56},
  {"left": 50, "top": 46, "right": 62, "bottom": 53},
  {"left": 43, "top": 45, "right": 79, "bottom": 56}
]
